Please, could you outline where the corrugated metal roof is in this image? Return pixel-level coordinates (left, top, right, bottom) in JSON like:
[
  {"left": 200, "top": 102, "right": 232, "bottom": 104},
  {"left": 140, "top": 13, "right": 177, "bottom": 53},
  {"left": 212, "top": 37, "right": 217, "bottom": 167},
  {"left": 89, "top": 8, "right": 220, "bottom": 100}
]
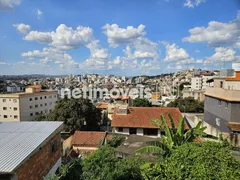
[{"left": 0, "top": 121, "right": 63, "bottom": 173}]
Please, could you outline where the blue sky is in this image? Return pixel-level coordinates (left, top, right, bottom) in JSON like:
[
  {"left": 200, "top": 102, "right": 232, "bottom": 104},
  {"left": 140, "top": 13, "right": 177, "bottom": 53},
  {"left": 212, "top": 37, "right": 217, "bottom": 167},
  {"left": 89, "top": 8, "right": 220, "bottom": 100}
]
[{"left": 0, "top": 0, "right": 240, "bottom": 76}]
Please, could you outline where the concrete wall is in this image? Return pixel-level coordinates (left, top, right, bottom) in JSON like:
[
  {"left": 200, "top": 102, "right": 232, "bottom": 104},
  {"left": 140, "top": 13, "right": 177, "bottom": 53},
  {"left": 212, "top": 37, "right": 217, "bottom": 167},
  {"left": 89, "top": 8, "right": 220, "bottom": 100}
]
[
  {"left": 114, "top": 127, "right": 160, "bottom": 137},
  {"left": 62, "top": 135, "right": 73, "bottom": 156},
  {"left": 0, "top": 97, "right": 20, "bottom": 122},
  {"left": 19, "top": 92, "right": 57, "bottom": 121},
  {"left": 16, "top": 134, "right": 61, "bottom": 180},
  {"left": 204, "top": 96, "right": 231, "bottom": 132}
]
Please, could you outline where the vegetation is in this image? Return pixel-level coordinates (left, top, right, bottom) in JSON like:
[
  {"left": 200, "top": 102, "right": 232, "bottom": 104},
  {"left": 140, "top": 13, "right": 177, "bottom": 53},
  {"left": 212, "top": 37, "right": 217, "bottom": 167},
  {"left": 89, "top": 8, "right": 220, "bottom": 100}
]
[
  {"left": 167, "top": 97, "right": 204, "bottom": 113},
  {"left": 179, "top": 82, "right": 191, "bottom": 91},
  {"left": 35, "top": 96, "right": 101, "bottom": 134},
  {"left": 133, "top": 98, "right": 151, "bottom": 107},
  {"left": 135, "top": 114, "right": 206, "bottom": 156},
  {"left": 106, "top": 135, "right": 125, "bottom": 148},
  {"left": 140, "top": 142, "right": 240, "bottom": 179}
]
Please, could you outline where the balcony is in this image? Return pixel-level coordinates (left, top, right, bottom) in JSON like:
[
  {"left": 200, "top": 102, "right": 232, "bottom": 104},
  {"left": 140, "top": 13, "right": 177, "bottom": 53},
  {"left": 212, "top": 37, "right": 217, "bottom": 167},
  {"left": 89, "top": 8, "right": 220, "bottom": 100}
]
[{"left": 205, "top": 87, "right": 240, "bottom": 101}]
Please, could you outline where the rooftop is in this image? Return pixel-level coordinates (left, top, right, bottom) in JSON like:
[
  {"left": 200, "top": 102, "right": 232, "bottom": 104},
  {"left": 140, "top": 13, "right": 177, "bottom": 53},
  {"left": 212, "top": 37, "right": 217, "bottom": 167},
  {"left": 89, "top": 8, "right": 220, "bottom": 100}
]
[
  {"left": 112, "top": 107, "right": 189, "bottom": 129},
  {"left": 0, "top": 121, "right": 63, "bottom": 173},
  {"left": 72, "top": 131, "right": 106, "bottom": 147},
  {"left": 205, "top": 87, "right": 240, "bottom": 102}
]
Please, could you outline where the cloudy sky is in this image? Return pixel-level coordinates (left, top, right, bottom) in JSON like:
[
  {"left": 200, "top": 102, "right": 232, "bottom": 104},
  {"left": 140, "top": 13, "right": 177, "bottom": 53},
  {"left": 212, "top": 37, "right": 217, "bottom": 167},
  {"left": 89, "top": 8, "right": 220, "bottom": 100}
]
[{"left": 0, "top": 0, "right": 240, "bottom": 76}]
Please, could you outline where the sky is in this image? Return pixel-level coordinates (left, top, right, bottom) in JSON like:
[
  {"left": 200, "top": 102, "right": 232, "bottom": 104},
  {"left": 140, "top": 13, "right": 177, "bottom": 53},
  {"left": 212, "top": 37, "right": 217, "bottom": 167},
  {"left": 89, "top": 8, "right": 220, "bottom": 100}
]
[{"left": 0, "top": 0, "right": 240, "bottom": 76}]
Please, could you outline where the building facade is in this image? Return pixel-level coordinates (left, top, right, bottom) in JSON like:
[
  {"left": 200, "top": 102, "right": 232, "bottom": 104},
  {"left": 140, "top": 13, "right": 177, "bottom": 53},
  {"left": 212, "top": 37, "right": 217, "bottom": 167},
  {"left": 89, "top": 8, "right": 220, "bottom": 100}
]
[
  {"left": 204, "top": 70, "right": 240, "bottom": 134},
  {"left": 0, "top": 85, "right": 57, "bottom": 122},
  {"left": 0, "top": 121, "right": 63, "bottom": 180}
]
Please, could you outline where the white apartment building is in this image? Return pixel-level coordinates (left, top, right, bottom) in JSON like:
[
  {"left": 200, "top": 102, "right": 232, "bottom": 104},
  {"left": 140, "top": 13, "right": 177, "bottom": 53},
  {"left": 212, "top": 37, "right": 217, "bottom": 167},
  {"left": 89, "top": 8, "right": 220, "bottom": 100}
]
[
  {"left": 191, "top": 76, "right": 214, "bottom": 90},
  {"left": 0, "top": 85, "right": 58, "bottom": 122}
]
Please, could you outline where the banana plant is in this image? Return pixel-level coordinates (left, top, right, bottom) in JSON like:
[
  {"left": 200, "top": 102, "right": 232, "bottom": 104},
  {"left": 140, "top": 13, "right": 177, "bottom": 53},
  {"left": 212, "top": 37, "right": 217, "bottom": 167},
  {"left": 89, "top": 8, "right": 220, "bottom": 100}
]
[{"left": 135, "top": 113, "right": 207, "bottom": 156}]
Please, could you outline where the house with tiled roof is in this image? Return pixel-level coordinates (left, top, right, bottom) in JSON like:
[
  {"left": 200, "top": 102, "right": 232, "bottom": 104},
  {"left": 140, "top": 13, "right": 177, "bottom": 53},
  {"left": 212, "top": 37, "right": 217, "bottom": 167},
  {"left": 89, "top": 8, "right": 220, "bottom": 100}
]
[{"left": 111, "top": 105, "right": 189, "bottom": 137}]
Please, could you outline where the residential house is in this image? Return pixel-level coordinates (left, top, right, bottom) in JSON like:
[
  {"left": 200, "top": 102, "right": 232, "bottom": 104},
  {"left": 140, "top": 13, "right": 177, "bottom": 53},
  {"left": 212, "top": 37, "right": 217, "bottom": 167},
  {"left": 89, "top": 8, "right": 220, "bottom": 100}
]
[
  {"left": 0, "top": 121, "right": 63, "bottom": 180},
  {"left": 111, "top": 106, "right": 189, "bottom": 137}
]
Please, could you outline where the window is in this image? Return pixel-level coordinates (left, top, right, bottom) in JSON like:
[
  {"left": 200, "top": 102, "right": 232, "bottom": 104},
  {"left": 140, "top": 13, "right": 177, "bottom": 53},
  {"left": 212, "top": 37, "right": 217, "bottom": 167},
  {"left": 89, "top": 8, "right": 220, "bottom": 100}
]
[
  {"left": 30, "top": 113, "right": 33, "bottom": 116},
  {"left": 3, "top": 115, "right": 7, "bottom": 118},
  {"left": 40, "top": 97, "right": 42, "bottom": 100},
  {"left": 40, "top": 111, "right": 43, "bottom": 114},
  {"left": 118, "top": 127, "right": 123, "bottom": 132},
  {"left": 129, "top": 128, "right": 137, "bottom": 134},
  {"left": 14, "top": 115, "right": 18, "bottom": 119},
  {"left": 9, "top": 99, "right": 11, "bottom": 101},
  {"left": 35, "top": 105, "right": 38, "bottom": 108},
  {"left": 3, "top": 107, "right": 7, "bottom": 110},
  {"left": 30, "top": 106, "right": 32, "bottom": 109},
  {"left": 35, "top": 97, "right": 38, "bottom": 100},
  {"left": 51, "top": 140, "right": 58, "bottom": 153},
  {"left": 218, "top": 100, "right": 221, "bottom": 106},
  {"left": 35, "top": 112, "right": 39, "bottom": 115},
  {"left": 45, "top": 103, "right": 47, "bottom": 106},
  {"left": 40, "top": 104, "right": 42, "bottom": 107},
  {"left": 13, "top": 107, "right": 17, "bottom": 111},
  {"left": 13, "top": 99, "right": 17, "bottom": 103},
  {"left": 49, "top": 95, "right": 52, "bottom": 98},
  {"left": 54, "top": 95, "right": 57, "bottom": 98},
  {"left": 216, "top": 118, "right": 220, "bottom": 126},
  {"left": 2, "top": 99, "right": 6, "bottom": 102},
  {"left": 29, "top": 98, "right": 32, "bottom": 101},
  {"left": 45, "top": 96, "right": 47, "bottom": 99},
  {"left": 143, "top": 128, "right": 158, "bottom": 136},
  {"left": 45, "top": 110, "right": 48, "bottom": 113},
  {"left": 220, "top": 81, "right": 223, "bottom": 88},
  {"left": 225, "top": 102, "right": 228, "bottom": 109}
]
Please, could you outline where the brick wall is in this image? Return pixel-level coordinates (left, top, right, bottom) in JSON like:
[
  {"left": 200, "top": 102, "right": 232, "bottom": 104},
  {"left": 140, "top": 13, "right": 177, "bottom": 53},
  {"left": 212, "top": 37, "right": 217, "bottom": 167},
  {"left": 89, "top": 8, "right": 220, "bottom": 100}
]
[{"left": 16, "top": 134, "right": 61, "bottom": 180}]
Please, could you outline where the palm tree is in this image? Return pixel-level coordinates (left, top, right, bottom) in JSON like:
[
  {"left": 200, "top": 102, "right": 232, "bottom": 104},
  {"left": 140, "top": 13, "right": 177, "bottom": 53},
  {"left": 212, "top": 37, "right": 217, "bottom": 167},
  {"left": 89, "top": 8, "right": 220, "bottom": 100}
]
[{"left": 135, "top": 114, "right": 206, "bottom": 156}]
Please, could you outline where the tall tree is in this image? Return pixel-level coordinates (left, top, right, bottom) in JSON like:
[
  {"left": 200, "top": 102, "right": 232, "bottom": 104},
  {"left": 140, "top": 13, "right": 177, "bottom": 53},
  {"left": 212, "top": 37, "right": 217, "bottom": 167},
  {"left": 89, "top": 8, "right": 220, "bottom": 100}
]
[
  {"left": 36, "top": 97, "right": 101, "bottom": 134},
  {"left": 133, "top": 98, "right": 151, "bottom": 107},
  {"left": 167, "top": 97, "right": 204, "bottom": 113}
]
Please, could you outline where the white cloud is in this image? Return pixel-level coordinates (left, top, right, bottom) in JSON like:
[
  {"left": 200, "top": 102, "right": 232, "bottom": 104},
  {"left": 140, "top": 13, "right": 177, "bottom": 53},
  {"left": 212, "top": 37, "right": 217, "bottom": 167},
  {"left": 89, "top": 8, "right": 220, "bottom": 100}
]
[
  {"left": 13, "top": 23, "right": 31, "bottom": 34},
  {"left": 24, "top": 31, "right": 52, "bottom": 44},
  {"left": 184, "top": 0, "right": 206, "bottom": 8},
  {"left": 0, "top": 61, "right": 6, "bottom": 65},
  {"left": 196, "top": 59, "right": 203, "bottom": 63},
  {"left": 37, "top": 9, "right": 43, "bottom": 19},
  {"left": 102, "top": 24, "right": 146, "bottom": 47},
  {"left": 205, "top": 47, "right": 240, "bottom": 63},
  {"left": 183, "top": 12, "right": 240, "bottom": 47},
  {"left": 163, "top": 43, "right": 190, "bottom": 62},
  {"left": 24, "top": 24, "right": 94, "bottom": 50},
  {"left": 0, "top": 0, "right": 21, "bottom": 10},
  {"left": 39, "top": 57, "right": 52, "bottom": 64}
]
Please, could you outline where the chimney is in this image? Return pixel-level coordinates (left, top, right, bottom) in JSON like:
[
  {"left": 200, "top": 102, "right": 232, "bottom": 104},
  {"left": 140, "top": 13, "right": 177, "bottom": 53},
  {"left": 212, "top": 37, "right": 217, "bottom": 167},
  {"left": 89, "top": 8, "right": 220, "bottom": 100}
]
[{"left": 116, "top": 104, "right": 128, "bottom": 115}]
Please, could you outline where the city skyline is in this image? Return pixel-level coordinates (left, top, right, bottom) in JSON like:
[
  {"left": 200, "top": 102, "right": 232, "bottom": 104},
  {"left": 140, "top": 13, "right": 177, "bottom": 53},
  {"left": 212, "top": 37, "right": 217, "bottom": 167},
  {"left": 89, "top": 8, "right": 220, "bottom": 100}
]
[{"left": 0, "top": 0, "right": 240, "bottom": 76}]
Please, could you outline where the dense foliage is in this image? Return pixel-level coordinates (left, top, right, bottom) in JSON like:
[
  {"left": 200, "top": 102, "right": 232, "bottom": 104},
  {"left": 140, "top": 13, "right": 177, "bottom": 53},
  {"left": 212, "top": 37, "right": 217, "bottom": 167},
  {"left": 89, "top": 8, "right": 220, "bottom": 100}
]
[
  {"left": 106, "top": 135, "right": 125, "bottom": 148},
  {"left": 167, "top": 97, "right": 204, "bottom": 113},
  {"left": 179, "top": 82, "right": 191, "bottom": 91},
  {"left": 36, "top": 97, "right": 101, "bottom": 133},
  {"left": 133, "top": 98, "right": 151, "bottom": 107},
  {"left": 141, "top": 142, "right": 240, "bottom": 180}
]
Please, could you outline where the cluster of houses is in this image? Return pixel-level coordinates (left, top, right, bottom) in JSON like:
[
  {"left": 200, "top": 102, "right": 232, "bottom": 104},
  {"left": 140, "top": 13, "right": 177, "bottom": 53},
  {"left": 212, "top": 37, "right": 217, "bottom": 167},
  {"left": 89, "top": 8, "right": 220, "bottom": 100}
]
[{"left": 1, "top": 65, "right": 240, "bottom": 179}]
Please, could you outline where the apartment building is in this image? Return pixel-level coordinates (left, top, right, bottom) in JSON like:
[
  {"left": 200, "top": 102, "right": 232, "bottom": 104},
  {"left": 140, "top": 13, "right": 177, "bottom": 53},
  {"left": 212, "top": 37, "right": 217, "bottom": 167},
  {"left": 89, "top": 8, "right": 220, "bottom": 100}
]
[
  {"left": 0, "top": 85, "right": 58, "bottom": 122},
  {"left": 191, "top": 75, "right": 214, "bottom": 90},
  {"left": 204, "top": 69, "right": 240, "bottom": 135}
]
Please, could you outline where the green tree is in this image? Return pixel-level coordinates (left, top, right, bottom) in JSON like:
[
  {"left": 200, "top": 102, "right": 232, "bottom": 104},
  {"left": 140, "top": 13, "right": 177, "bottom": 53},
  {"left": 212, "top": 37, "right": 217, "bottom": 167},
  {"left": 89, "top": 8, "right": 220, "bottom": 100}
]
[
  {"left": 36, "top": 97, "right": 101, "bottom": 134},
  {"left": 133, "top": 98, "right": 151, "bottom": 107},
  {"left": 167, "top": 97, "right": 204, "bottom": 113},
  {"left": 179, "top": 82, "right": 191, "bottom": 91},
  {"left": 135, "top": 114, "right": 206, "bottom": 155},
  {"left": 106, "top": 135, "right": 125, "bottom": 148},
  {"left": 82, "top": 145, "right": 144, "bottom": 180},
  {"left": 141, "top": 142, "right": 240, "bottom": 179}
]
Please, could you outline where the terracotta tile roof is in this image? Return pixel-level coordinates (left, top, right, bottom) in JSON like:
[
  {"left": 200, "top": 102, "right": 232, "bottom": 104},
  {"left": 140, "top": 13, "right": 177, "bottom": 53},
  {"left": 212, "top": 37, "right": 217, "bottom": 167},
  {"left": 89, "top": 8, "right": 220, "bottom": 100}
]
[
  {"left": 112, "top": 107, "right": 189, "bottom": 129},
  {"left": 226, "top": 122, "right": 240, "bottom": 131},
  {"left": 72, "top": 131, "right": 106, "bottom": 147},
  {"left": 96, "top": 103, "right": 108, "bottom": 109}
]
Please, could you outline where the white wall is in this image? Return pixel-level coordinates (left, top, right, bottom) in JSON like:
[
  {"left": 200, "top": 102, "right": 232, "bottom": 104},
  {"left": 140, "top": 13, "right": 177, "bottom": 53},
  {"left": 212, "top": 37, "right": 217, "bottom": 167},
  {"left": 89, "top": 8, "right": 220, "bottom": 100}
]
[{"left": 0, "top": 97, "right": 20, "bottom": 122}]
